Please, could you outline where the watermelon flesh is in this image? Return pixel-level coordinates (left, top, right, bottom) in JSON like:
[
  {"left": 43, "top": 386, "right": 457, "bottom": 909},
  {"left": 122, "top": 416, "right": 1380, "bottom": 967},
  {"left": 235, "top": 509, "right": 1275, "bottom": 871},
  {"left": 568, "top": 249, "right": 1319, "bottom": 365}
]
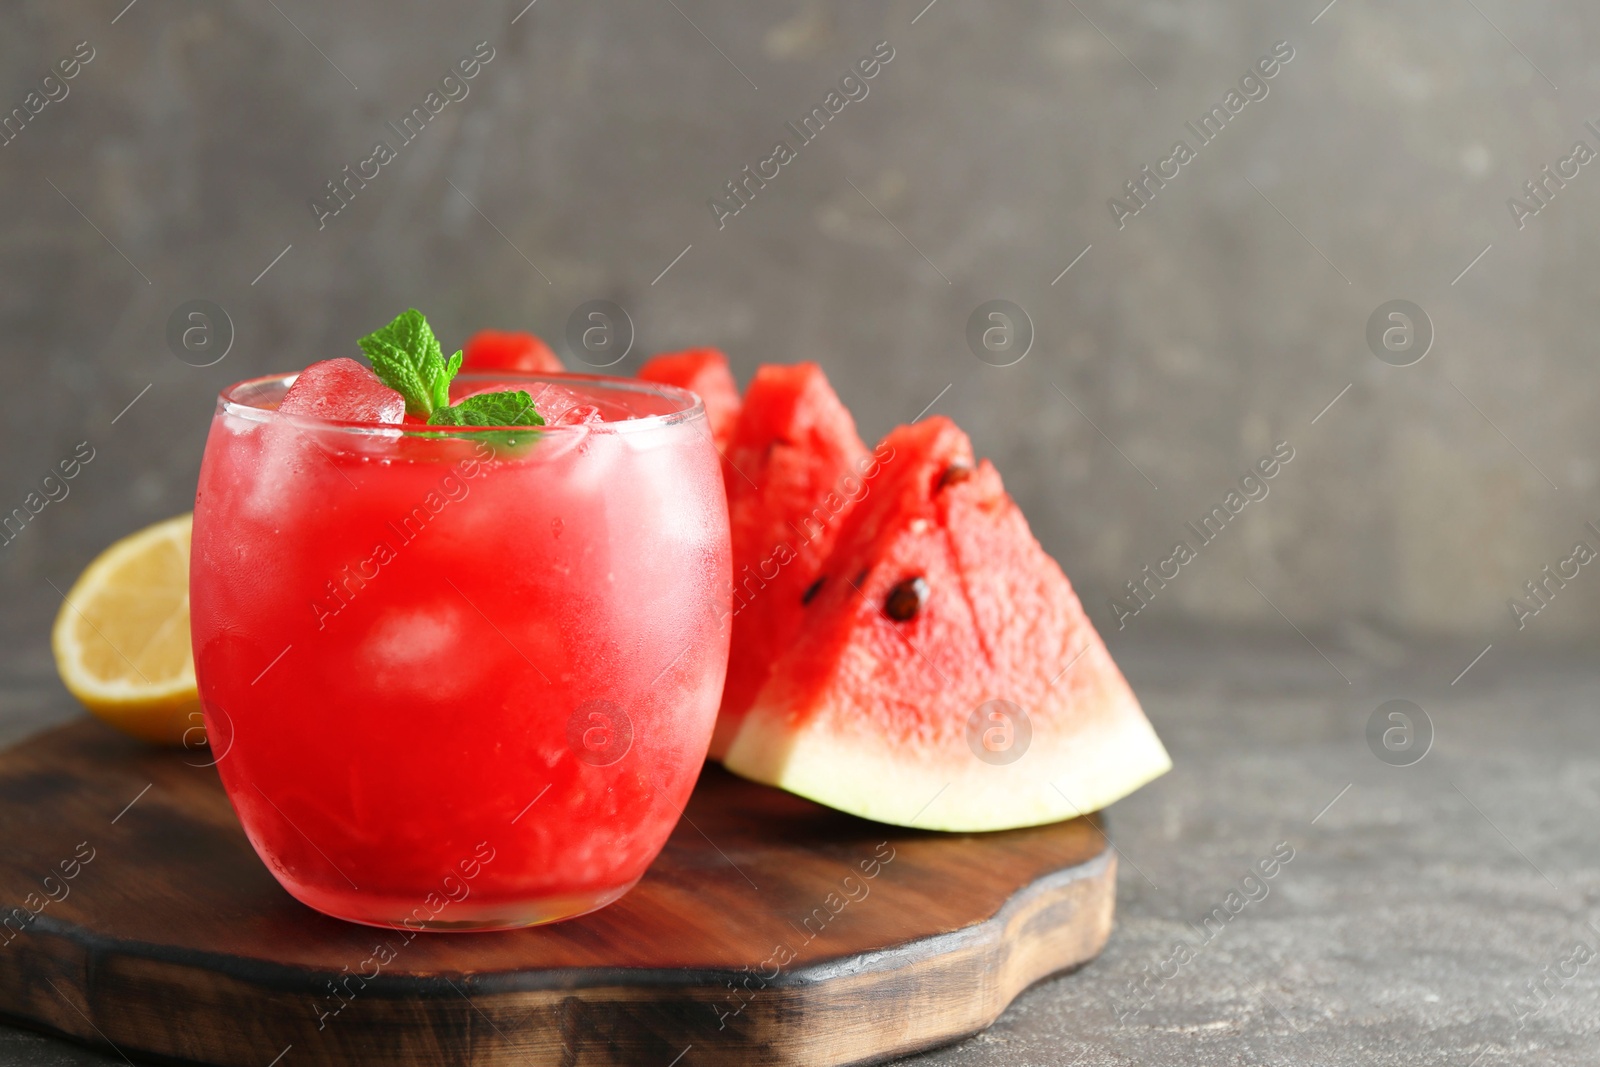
[
  {"left": 710, "top": 363, "right": 872, "bottom": 759},
  {"left": 723, "top": 417, "right": 1170, "bottom": 831},
  {"left": 278, "top": 358, "right": 405, "bottom": 424},
  {"left": 460, "top": 329, "right": 564, "bottom": 374},
  {"left": 638, "top": 348, "right": 741, "bottom": 453}
]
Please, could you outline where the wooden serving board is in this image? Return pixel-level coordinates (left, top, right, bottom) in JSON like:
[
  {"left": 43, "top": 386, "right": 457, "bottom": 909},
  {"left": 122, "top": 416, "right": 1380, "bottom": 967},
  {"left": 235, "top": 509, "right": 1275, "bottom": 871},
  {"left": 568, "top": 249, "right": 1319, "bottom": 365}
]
[{"left": 0, "top": 720, "right": 1116, "bottom": 1067}]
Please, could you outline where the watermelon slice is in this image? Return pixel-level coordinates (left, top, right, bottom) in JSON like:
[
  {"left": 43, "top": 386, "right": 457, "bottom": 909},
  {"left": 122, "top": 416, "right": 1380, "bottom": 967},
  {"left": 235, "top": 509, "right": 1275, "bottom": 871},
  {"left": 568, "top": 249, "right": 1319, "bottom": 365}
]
[
  {"left": 638, "top": 348, "right": 741, "bottom": 453},
  {"left": 461, "top": 329, "right": 564, "bottom": 373},
  {"left": 723, "top": 417, "right": 1170, "bottom": 831},
  {"left": 710, "top": 363, "right": 875, "bottom": 759}
]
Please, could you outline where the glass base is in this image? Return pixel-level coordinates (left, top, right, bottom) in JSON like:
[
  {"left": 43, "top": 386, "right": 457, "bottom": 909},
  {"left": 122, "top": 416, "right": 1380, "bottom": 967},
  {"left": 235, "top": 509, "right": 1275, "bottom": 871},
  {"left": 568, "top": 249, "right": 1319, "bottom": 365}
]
[{"left": 282, "top": 878, "right": 641, "bottom": 932}]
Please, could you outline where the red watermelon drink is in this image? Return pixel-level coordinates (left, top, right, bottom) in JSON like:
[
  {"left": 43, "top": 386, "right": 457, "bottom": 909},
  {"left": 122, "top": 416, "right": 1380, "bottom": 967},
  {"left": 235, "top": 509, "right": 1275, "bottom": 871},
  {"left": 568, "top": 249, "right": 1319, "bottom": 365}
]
[{"left": 190, "top": 311, "right": 731, "bottom": 930}]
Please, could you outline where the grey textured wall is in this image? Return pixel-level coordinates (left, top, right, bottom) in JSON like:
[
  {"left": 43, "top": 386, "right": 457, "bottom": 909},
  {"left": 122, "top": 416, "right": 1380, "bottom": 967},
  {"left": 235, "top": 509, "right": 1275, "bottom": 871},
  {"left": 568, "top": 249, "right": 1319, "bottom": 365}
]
[{"left": 3, "top": 0, "right": 1597, "bottom": 691}]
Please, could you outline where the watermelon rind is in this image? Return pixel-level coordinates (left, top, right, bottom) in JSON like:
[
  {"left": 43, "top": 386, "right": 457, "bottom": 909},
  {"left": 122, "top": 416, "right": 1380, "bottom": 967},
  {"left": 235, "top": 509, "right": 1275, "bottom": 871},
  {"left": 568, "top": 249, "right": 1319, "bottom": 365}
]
[{"left": 724, "top": 656, "right": 1171, "bottom": 832}]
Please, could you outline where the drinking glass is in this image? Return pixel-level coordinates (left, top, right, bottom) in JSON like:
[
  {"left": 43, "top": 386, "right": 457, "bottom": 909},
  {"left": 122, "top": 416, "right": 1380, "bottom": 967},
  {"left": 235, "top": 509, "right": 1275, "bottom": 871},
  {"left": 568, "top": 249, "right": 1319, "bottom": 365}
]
[{"left": 190, "top": 372, "right": 731, "bottom": 930}]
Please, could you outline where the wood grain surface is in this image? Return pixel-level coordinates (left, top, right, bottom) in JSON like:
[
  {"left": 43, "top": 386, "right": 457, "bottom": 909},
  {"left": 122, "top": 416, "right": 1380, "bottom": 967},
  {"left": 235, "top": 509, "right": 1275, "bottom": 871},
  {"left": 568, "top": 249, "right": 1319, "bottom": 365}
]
[{"left": 0, "top": 720, "right": 1116, "bottom": 1067}]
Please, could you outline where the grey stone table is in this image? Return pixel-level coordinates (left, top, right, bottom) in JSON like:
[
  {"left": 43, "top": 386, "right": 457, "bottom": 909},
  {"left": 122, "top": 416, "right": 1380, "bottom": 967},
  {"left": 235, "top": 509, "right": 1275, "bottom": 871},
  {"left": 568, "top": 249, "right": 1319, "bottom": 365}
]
[{"left": 2, "top": 626, "right": 1597, "bottom": 1065}]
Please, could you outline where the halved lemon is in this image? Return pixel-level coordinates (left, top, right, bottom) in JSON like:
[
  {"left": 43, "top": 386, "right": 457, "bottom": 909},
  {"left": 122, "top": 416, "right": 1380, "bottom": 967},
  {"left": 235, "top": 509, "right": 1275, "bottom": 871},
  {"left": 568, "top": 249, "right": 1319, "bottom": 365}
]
[{"left": 52, "top": 514, "right": 200, "bottom": 746}]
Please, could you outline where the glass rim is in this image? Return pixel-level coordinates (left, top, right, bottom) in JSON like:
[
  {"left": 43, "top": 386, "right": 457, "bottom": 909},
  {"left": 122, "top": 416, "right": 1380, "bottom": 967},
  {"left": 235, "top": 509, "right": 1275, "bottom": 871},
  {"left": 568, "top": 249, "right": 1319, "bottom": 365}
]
[{"left": 216, "top": 371, "right": 708, "bottom": 437}]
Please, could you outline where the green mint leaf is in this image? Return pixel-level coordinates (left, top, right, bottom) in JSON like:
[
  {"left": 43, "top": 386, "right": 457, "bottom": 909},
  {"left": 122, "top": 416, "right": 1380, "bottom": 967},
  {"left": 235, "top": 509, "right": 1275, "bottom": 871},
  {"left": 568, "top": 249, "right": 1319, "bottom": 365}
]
[
  {"left": 362, "top": 337, "right": 429, "bottom": 413},
  {"left": 427, "top": 390, "right": 545, "bottom": 428},
  {"left": 358, "top": 309, "right": 458, "bottom": 418},
  {"left": 427, "top": 390, "right": 545, "bottom": 448},
  {"left": 443, "top": 350, "right": 463, "bottom": 398},
  {"left": 426, "top": 406, "right": 467, "bottom": 427}
]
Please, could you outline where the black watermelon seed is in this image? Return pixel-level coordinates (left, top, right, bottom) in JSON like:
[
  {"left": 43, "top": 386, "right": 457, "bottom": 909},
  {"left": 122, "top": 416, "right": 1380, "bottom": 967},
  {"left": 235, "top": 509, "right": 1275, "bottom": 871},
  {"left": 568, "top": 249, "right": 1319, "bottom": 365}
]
[
  {"left": 884, "top": 576, "right": 929, "bottom": 622},
  {"left": 802, "top": 576, "right": 826, "bottom": 605},
  {"left": 852, "top": 568, "right": 869, "bottom": 588},
  {"left": 937, "top": 461, "right": 974, "bottom": 489}
]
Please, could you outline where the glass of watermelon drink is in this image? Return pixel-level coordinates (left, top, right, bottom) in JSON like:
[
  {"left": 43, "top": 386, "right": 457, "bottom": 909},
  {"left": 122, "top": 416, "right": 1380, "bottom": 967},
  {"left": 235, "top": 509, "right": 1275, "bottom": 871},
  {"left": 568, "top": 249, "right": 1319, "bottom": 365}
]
[{"left": 190, "top": 371, "right": 731, "bottom": 930}]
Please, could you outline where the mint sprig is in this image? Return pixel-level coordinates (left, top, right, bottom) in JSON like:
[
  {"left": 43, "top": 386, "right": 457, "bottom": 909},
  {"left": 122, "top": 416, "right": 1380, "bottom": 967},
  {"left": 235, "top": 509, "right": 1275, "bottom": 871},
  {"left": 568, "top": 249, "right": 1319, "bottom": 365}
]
[
  {"left": 427, "top": 390, "right": 544, "bottom": 428},
  {"left": 359, "top": 308, "right": 456, "bottom": 418},
  {"left": 357, "top": 308, "right": 543, "bottom": 432}
]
